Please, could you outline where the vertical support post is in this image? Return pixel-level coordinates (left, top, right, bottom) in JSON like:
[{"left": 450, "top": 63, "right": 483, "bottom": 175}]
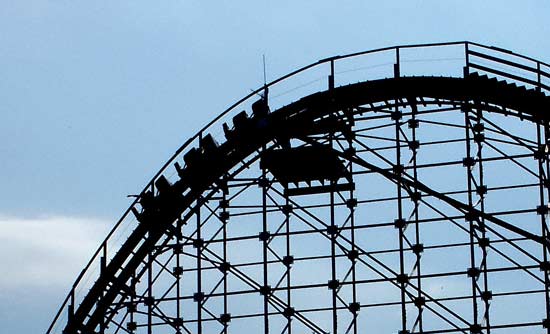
[
  {"left": 284, "top": 190, "right": 292, "bottom": 334},
  {"left": 537, "top": 123, "right": 550, "bottom": 334},
  {"left": 196, "top": 198, "right": 203, "bottom": 334},
  {"left": 395, "top": 92, "right": 407, "bottom": 334},
  {"left": 329, "top": 132, "right": 338, "bottom": 334},
  {"left": 347, "top": 123, "right": 358, "bottom": 334},
  {"left": 409, "top": 100, "right": 424, "bottom": 333},
  {"left": 463, "top": 103, "right": 480, "bottom": 331},
  {"left": 474, "top": 106, "right": 491, "bottom": 333},
  {"left": 129, "top": 275, "right": 135, "bottom": 333},
  {"left": 147, "top": 248, "right": 153, "bottom": 334},
  {"left": 222, "top": 176, "right": 229, "bottom": 334},
  {"left": 99, "top": 245, "right": 107, "bottom": 334},
  {"left": 147, "top": 178, "right": 156, "bottom": 334},
  {"left": 394, "top": 46, "right": 408, "bottom": 334},
  {"left": 545, "top": 122, "right": 550, "bottom": 334},
  {"left": 328, "top": 64, "right": 338, "bottom": 334},
  {"left": 261, "top": 82, "right": 271, "bottom": 334},
  {"left": 176, "top": 223, "right": 182, "bottom": 333},
  {"left": 261, "top": 145, "right": 270, "bottom": 334},
  {"left": 196, "top": 132, "right": 203, "bottom": 334}
]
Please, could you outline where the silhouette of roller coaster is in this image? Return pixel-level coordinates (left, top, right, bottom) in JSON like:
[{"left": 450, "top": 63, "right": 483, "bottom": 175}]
[{"left": 47, "top": 42, "right": 550, "bottom": 334}]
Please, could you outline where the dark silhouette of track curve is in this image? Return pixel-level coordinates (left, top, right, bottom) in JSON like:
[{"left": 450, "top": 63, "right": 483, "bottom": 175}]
[
  {"left": 46, "top": 42, "right": 550, "bottom": 334},
  {"left": 65, "top": 74, "right": 550, "bottom": 333}
]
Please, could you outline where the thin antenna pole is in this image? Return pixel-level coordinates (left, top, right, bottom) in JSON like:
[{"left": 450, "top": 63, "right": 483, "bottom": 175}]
[
  {"left": 262, "top": 54, "right": 268, "bottom": 100},
  {"left": 263, "top": 54, "right": 267, "bottom": 86}
]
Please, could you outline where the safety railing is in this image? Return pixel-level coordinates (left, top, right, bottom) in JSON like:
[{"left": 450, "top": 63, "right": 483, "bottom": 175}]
[{"left": 46, "top": 41, "right": 550, "bottom": 334}]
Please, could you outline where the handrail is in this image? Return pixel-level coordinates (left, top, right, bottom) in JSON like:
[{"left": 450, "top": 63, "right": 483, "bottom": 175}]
[
  {"left": 46, "top": 40, "right": 550, "bottom": 334},
  {"left": 468, "top": 41, "right": 550, "bottom": 69},
  {"left": 469, "top": 50, "right": 550, "bottom": 80}
]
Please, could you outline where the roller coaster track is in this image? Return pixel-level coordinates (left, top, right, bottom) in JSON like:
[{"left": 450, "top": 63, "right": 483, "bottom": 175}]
[{"left": 47, "top": 41, "right": 550, "bottom": 334}]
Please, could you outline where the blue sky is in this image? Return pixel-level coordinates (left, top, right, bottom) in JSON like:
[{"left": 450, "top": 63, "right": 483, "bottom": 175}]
[{"left": 1, "top": 1, "right": 550, "bottom": 333}]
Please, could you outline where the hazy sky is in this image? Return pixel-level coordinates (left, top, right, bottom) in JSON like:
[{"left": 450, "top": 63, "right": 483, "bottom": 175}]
[{"left": 1, "top": 1, "right": 550, "bottom": 333}]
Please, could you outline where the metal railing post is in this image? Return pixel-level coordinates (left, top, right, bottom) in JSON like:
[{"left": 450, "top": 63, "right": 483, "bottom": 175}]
[
  {"left": 68, "top": 289, "right": 75, "bottom": 322},
  {"left": 464, "top": 42, "right": 470, "bottom": 78},
  {"left": 538, "top": 61, "right": 542, "bottom": 92},
  {"left": 394, "top": 47, "right": 401, "bottom": 78},
  {"left": 329, "top": 59, "right": 335, "bottom": 90}
]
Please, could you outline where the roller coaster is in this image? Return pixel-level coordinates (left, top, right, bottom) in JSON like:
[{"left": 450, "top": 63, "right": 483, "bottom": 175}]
[{"left": 47, "top": 42, "right": 550, "bottom": 334}]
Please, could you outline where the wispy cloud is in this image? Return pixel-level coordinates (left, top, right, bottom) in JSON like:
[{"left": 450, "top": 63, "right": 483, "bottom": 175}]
[{"left": 0, "top": 215, "right": 111, "bottom": 289}]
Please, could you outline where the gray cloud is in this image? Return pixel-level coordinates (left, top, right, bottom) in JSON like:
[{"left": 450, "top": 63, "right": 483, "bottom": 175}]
[{"left": 0, "top": 215, "right": 110, "bottom": 289}]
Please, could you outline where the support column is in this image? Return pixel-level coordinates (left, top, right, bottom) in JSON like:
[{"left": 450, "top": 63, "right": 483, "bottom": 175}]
[
  {"left": 196, "top": 199, "right": 203, "bottom": 334},
  {"left": 284, "top": 190, "right": 293, "bottom": 334},
  {"left": 473, "top": 107, "right": 491, "bottom": 333},
  {"left": 394, "top": 48, "right": 408, "bottom": 334},
  {"left": 330, "top": 132, "right": 338, "bottom": 334},
  {"left": 409, "top": 102, "right": 424, "bottom": 333},
  {"left": 463, "top": 103, "right": 480, "bottom": 333},
  {"left": 537, "top": 122, "right": 550, "bottom": 334},
  {"left": 261, "top": 145, "right": 270, "bottom": 334},
  {"left": 347, "top": 122, "right": 359, "bottom": 334}
]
